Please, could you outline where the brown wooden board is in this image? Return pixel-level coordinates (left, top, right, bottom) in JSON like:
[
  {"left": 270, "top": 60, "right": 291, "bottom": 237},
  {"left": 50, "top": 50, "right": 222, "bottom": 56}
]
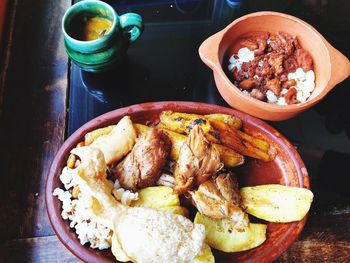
[{"left": 0, "top": 0, "right": 70, "bottom": 241}]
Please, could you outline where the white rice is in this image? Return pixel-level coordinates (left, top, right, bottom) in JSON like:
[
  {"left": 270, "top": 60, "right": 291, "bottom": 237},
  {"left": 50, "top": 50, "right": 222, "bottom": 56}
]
[{"left": 53, "top": 165, "right": 139, "bottom": 250}]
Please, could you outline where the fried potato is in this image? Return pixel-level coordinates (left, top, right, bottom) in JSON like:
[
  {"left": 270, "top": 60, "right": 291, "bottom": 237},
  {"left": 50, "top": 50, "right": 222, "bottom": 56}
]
[
  {"left": 190, "top": 243, "right": 215, "bottom": 263},
  {"left": 240, "top": 184, "right": 313, "bottom": 222},
  {"left": 132, "top": 186, "right": 180, "bottom": 208},
  {"left": 194, "top": 212, "right": 266, "bottom": 253}
]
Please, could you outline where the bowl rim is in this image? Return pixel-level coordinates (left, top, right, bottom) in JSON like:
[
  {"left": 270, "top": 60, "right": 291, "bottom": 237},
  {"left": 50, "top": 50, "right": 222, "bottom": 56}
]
[
  {"left": 45, "top": 101, "right": 310, "bottom": 263},
  {"left": 203, "top": 11, "right": 332, "bottom": 111}
]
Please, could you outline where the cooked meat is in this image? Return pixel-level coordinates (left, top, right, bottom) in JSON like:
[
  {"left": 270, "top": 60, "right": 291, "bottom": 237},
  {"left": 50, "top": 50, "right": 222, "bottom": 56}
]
[
  {"left": 269, "top": 32, "right": 295, "bottom": 56},
  {"left": 190, "top": 172, "right": 248, "bottom": 231},
  {"left": 254, "top": 33, "right": 269, "bottom": 56},
  {"left": 112, "top": 128, "right": 170, "bottom": 191},
  {"left": 282, "top": 79, "right": 297, "bottom": 89},
  {"left": 283, "top": 56, "right": 299, "bottom": 73},
  {"left": 239, "top": 79, "right": 257, "bottom": 90},
  {"left": 268, "top": 53, "right": 284, "bottom": 75},
  {"left": 294, "top": 48, "right": 313, "bottom": 72},
  {"left": 265, "top": 78, "right": 281, "bottom": 96},
  {"left": 284, "top": 87, "right": 299, "bottom": 105},
  {"left": 240, "top": 37, "right": 258, "bottom": 51},
  {"left": 174, "top": 126, "right": 223, "bottom": 194}
]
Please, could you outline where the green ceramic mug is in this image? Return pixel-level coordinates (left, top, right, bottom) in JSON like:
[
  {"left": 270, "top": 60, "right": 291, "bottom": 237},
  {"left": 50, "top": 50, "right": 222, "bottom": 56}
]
[{"left": 62, "top": 0, "right": 144, "bottom": 72}]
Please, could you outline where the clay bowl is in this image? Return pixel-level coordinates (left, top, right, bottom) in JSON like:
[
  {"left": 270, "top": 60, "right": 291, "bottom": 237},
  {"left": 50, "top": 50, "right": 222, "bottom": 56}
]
[
  {"left": 46, "top": 101, "right": 310, "bottom": 263},
  {"left": 199, "top": 11, "right": 350, "bottom": 121}
]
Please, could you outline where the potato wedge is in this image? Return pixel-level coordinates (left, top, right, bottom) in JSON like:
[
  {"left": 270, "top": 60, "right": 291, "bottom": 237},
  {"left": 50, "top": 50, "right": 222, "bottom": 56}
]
[
  {"left": 190, "top": 243, "right": 215, "bottom": 263},
  {"left": 194, "top": 213, "right": 266, "bottom": 253},
  {"left": 132, "top": 186, "right": 180, "bottom": 208},
  {"left": 240, "top": 184, "right": 313, "bottom": 222}
]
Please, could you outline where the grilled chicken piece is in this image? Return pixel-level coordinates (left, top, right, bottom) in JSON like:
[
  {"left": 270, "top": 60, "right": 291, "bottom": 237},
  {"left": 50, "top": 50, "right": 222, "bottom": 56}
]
[
  {"left": 112, "top": 128, "right": 170, "bottom": 191},
  {"left": 174, "top": 125, "right": 224, "bottom": 194},
  {"left": 190, "top": 172, "right": 249, "bottom": 231}
]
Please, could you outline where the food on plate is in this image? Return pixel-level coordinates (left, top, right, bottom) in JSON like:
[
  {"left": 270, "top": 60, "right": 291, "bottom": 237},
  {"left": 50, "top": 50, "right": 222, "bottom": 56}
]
[
  {"left": 137, "top": 123, "right": 244, "bottom": 169},
  {"left": 53, "top": 111, "right": 313, "bottom": 262},
  {"left": 130, "top": 186, "right": 189, "bottom": 217},
  {"left": 159, "top": 111, "right": 276, "bottom": 161},
  {"left": 228, "top": 32, "right": 315, "bottom": 105},
  {"left": 158, "top": 205, "right": 189, "bottom": 217},
  {"left": 194, "top": 212, "right": 267, "bottom": 253},
  {"left": 90, "top": 116, "right": 137, "bottom": 165},
  {"left": 85, "top": 125, "right": 115, "bottom": 145},
  {"left": 241, "top": 184, "right": 314, "bottom": 222},
  {"left": 85, "top": 123, "right": 245, "bottom": 168},
  {"left": 190, "top": 243, "right": 215, "bottom": 263},
  {"left": 174, "top": 125, "right": 224, "bottom": 194},
  {"left": 111, "top": 128, "right": 170, "bottom": 191},
  {"left": 205, "top": 113, "right": 242, "bottom": 129},
  {"left": 71, "top": 146, "right": 206, "bottom": 263},
  {"left": 190, "top": 172, "right": 248, "bottom": 231},
  {"left": 132, "top": 186, "right": 180, "bottom": 208}
]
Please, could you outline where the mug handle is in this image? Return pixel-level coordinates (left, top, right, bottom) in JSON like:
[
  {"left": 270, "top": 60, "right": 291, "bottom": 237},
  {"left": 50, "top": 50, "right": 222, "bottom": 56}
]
[{"left": 119, "top": 13, "right": 144, "bottom": 44}]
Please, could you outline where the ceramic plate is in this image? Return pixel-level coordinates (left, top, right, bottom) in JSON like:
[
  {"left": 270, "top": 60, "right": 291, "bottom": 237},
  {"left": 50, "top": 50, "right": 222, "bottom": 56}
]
[{"left": 46, "top": 101, "right": 310, "bottom": 263}]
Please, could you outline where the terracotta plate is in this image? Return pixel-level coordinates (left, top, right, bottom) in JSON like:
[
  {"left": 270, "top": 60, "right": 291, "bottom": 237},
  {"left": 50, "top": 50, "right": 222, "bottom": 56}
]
[{"left": 46, "top": 101, "right": 310, "bottom": 263}]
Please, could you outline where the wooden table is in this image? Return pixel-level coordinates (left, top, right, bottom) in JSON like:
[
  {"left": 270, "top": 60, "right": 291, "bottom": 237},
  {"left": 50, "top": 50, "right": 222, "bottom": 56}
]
[{"left": 0, "top": 1, "right": 349, "bottom": 262}]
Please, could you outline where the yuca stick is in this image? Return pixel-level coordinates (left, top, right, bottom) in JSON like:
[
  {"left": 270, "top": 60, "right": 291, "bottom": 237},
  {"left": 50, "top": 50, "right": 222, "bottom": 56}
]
[
  {"left": 159, "top": 111, "right": 274, "bottom": 161},
  {"left": 208, "top": 118, "right": 270, "bottom": 152},
  {"left": 209, "top": 120, "right": 273, "bottom": 161},
  {"left": 205, "top": 113, "right": 242, "bottom": 129}
]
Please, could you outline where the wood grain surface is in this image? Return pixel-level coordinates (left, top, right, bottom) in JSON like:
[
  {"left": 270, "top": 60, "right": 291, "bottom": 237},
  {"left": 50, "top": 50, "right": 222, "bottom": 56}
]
[
  {"left": 0, "top": 0, "right": 349, "bottom": 262},
  {"left": 0, "top": 0, "right": 69, "bottom": 241}
]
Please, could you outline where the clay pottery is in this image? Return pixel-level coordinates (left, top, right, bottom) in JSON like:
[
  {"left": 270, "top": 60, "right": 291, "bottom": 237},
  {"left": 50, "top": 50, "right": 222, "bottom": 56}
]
[
  {"left": 199, "top": 11, "right": 350, "bottom": 121},
  {"left": 46, "top": 101, "right": 310, "bottom": 263}
]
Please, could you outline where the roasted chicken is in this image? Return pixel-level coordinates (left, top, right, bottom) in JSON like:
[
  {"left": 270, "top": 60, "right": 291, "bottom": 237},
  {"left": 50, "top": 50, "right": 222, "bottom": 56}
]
[
  {"left": 174, "top": 126, "right": 224, "bottom": 194},
  {"left": 190, "top": 172, "right": 249, "bottom": 231},
  {"left": 112, "top": 128, "right": 170, "bottom": 191}
]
